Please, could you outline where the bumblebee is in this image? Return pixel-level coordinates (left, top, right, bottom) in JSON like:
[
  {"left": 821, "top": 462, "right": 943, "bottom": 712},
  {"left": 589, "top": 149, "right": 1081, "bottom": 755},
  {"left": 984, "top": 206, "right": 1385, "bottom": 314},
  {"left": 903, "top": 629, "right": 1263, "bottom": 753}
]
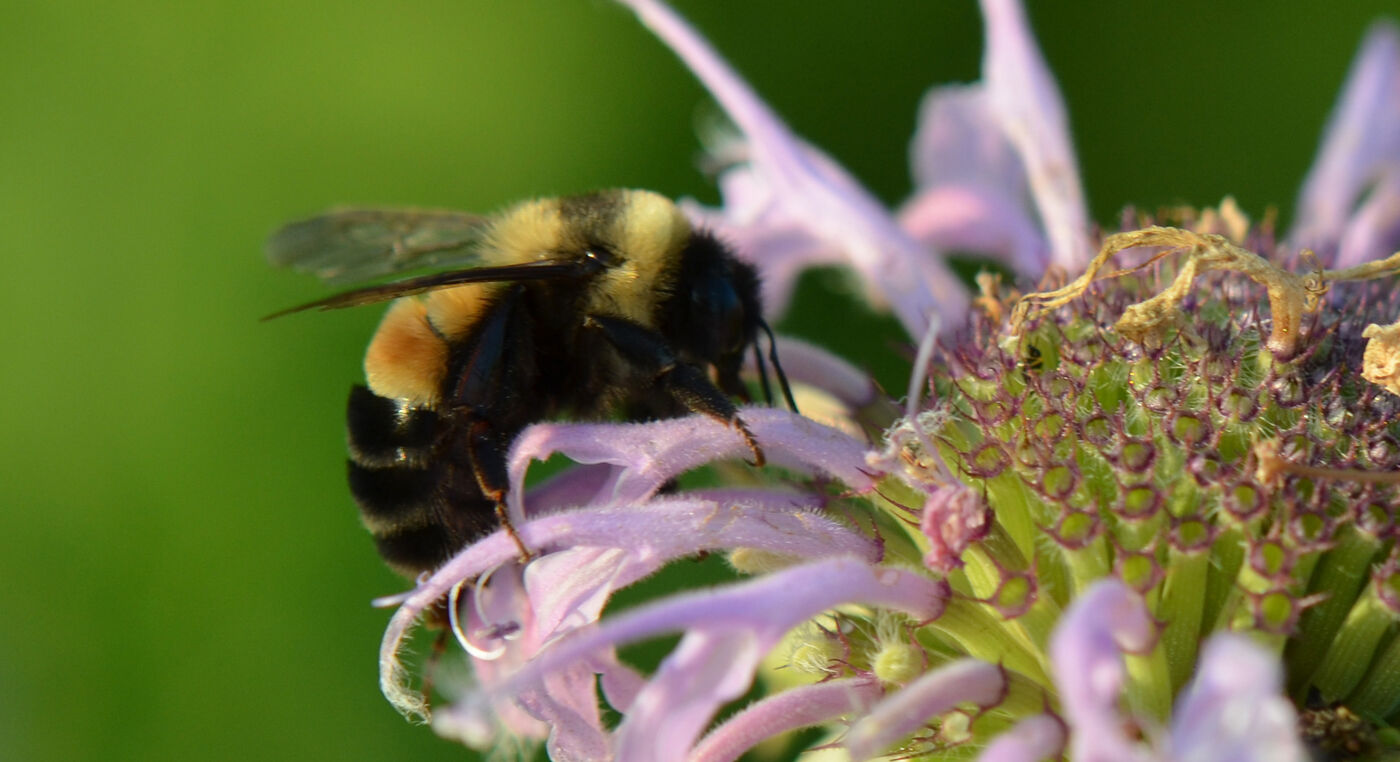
[{"left": 268, "top": 189, "right": 794, "bottom": 577}]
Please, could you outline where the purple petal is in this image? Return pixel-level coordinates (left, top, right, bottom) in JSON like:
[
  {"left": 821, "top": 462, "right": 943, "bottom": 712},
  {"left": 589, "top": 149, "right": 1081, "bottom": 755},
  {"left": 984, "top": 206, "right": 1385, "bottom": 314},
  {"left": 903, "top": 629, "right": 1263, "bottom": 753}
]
[
  {"left": 1166, "top": 634, "right": 1306, "bottom": 762},
  {"left": 616, "top": 629, "right": 763, "bottom": 762},
  {"left": 1337, "top": 169, "right": 1400, "bottom": 269},
  {"left": 444, "top": 573, "right": 636, "bottom": 762},
  {"left": 523, "top": 463, "right": 621, "bottom": 515},
  {"left": 899, "top": 184, "right": 1050, "bottom": 278},
  {"left": 910, "top": 85, "right": 1030, "bottom": 198},
  {"left": 506, "top": 409, "right": 877, "bottom": 519},
  {"left": 502, "top": 650, "right": 648, "bottom": 761},
  {"left": 596, "top": 649, "right": 647, "bottom": 713},
  {"left": 430, "top": 691, "right": 504, "bottom": 749},
  {"left": 461, "top": 648, "right": 638, "bottom": 761},
  {"left": 379, "top": 493, "right": 879, "bottom": 718},
  {"left": 433, "top": 495, "right": 843, "bottom": 760},
  {"left": 748, "top": 335, "right": 879, "bottom": 410},
  {"left": 498, "top": 558, "right": 949, "bottom": 757},
  {"left": 844, "top": 660, "right": 1006, "bottom": 760},
  {"left": 517, "top": 664, "right": 614, "bottom": 762},
  {"left": 524, "top": 547, "right": 636, "bottom": 648},
  {"left": 507, "top": 558, "right": 949, "bottom": 679},
  {"left": 1292, "top": 21, "right": 1400, "bottom": 262},
  {"left": 434, "top": 566, "right": 553, "bottom": 742},
  {"left": 902, "top": 0, "right": 1089, "bottom": 273},
  {"left": 688, "top": 677, "right": 883, "bottom": 762},
  {"left": 903, "top": 85, "right": 1050, "bottom": 277},
  {"left": 978, "top": 0, "right": 1091, "bottom": 270},
  {"left": 1048, "top": 579, "right": 1156, "bottom": 762},
  {"left": 617, "top": 0, "right": 970, "bottom": 337},
  {"left": 975, "top": 713, "right": 1067, "bottom": 762},
  {"left": 520, "top": 494, "right": 882, "bottom": 645}
]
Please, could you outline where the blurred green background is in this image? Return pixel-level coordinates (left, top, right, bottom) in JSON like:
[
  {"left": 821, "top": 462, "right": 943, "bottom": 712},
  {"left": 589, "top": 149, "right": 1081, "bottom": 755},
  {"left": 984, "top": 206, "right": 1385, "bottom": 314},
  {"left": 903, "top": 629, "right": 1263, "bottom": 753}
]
[{"left": 3, "top": 1, "right": 1395, "bottom": 760}]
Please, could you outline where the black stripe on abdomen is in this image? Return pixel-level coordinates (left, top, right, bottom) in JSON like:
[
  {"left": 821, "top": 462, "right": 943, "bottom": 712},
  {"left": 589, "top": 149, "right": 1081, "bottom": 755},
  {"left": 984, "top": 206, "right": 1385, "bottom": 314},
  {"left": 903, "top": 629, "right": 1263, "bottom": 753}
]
[{"left": 345, "top": 385, "right": 498, "bottom": 576}]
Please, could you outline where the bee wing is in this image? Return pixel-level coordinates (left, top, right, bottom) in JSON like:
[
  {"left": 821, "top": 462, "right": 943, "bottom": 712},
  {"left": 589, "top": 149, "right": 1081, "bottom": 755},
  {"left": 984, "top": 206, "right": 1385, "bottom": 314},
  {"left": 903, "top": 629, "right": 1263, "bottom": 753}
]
[
  {"left": 266, "top": 207, "right": 490, "bottom": 284},
  {"left": 263, "top": 255, "right": 602, "bottom": 320}
]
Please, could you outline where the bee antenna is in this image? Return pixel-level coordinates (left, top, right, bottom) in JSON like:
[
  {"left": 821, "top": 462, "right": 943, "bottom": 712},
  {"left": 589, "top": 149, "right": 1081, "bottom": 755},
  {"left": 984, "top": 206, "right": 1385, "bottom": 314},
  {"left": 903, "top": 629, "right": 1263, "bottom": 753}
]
[
  {"left": 758, "top": 318, "right": 799, "bottom": 413},
  {"left": 753, "top": 341, "right": 774, "bottom": 405}
]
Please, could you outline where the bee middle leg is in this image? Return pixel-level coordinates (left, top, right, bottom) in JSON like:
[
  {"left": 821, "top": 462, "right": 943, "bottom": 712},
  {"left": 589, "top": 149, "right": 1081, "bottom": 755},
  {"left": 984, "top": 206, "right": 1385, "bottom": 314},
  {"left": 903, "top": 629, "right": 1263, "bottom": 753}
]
[
  {"left": 587, "top": 314, "right": 765, "bottom": 467},
  {"left": 462, "top": 415, "right": 533, "bottom": 561},
  {"left": 448, "top": 288, "right": 537, "bottom": 561}
]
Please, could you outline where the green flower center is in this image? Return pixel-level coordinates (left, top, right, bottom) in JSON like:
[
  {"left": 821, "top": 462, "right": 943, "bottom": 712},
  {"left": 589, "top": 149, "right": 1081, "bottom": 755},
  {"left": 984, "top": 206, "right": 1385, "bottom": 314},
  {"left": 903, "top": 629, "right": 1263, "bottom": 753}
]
[{"left": 784, "top": 216, "right": 1400, "bottom": 757}]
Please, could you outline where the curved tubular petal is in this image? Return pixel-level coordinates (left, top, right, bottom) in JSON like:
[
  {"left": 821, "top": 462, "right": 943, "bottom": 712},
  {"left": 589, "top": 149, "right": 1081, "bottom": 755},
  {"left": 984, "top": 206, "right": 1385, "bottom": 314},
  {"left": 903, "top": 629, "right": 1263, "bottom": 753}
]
[
  {"left": 506, "top": 409, "right": 878, "bottom": 521},
  {"left": 844, "top": 660, "right": 1006, "bottom": 760},
  {"left": 616, "top": 0, "right": 970, "bottom": 338},
  {"left": 378, "top": 495, "right": 879, "bottom": 719},
  {"left": 904, "top": 82, "right": 1049, "bottom": 277},
  {"left": 974, "top": 713, "right": 1066, "bottom": 762},
  {"left": 979, "top": 0, "right": 1091, "bottom": 270},
  {"left": 1292, "top": 21, "right": 1400, "bottom": 262},
  {"left": 497, "top": 558, "right": 949, "bottom": 760},
  {"left": 909, "top": 84, "right": 1029, "bottom": 200},
  {"left": 899, "top": 184, "right": 1049, "bottom": 278},
  {"left": 1167, "top": 634, "right": 1307, "bottom": 762},
  {"left": 688, "top": 677, "right": 882, "bottom": 762},
  {"left": 1047, "top": 580, "right": 1156, "bottom": 762},
  {"left": 1337, "top": 169, "right": 1400, "bottom": 269}
]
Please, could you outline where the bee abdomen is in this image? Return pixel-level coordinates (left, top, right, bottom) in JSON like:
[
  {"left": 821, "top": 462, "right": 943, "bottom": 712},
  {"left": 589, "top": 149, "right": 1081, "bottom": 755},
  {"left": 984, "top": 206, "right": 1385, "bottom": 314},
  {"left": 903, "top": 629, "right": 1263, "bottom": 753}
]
[
  {"left": 346, "top": 459, "right": 441, "bottom": 531},
  {"left": 370, "top": 522, "right": 466, "bottom": 577},
  {"left": 345, "top": 385, "right": 497, "bottom": 576},
  {"left": 349, "top": 459, "right": 493, "bottom": 575},
  {"left": 346, "top": 384, "right": 440, "bottom": 468}
]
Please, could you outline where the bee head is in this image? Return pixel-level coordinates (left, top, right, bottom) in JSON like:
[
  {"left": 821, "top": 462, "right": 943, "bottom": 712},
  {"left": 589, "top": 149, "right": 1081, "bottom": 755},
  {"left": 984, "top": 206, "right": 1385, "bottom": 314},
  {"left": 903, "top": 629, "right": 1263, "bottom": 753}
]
[{"left": 665, "top": 231, "right": 765, "bottom": 397}]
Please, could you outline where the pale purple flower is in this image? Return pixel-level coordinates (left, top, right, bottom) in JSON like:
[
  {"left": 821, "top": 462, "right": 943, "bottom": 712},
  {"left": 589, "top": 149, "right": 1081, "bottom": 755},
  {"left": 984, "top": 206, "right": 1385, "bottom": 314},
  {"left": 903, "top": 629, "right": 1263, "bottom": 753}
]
[
  {"left": 656, "top": 0, "right": 1092, "bottom": 335},
  {"left": 1050, "top": 581, "right": 1162, "bottom": 762},
  {"left": 361, "top": 1, "right": 1400, "bottom": 760},
  {"left": 900, "top": 85, "right": 1051, "bottom": 279},
  {"left": 377, "top": 412, "right": 880, "bottom": 732},
  {"left": 485, "top": 557, "right": 946, "bottom": 762}
]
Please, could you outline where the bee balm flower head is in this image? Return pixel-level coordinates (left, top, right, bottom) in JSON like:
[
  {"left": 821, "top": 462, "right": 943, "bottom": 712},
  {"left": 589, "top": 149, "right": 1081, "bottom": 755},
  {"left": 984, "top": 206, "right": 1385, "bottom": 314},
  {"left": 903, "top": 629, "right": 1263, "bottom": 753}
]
[{"left": 372, "top": 2, "right": 1400, "bottom": 760}]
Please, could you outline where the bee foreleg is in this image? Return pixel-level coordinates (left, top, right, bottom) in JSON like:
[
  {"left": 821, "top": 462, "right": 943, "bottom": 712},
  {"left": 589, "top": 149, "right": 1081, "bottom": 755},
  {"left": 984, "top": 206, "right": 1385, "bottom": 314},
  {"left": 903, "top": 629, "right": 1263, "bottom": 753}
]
[
  {"left": 661, "top": 364, "right": 765, "bottom": 468},
  {"left": 587, "top": 314, "right": 766, "bottom": 467}
]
